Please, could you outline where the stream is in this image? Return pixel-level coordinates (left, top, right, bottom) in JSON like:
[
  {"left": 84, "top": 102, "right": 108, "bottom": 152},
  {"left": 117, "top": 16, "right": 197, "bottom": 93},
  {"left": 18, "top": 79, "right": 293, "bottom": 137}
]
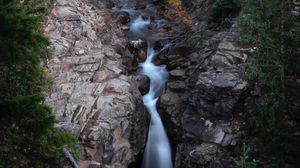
[{"left": 113, "top": 1, "right": 173, "bottom": 168}]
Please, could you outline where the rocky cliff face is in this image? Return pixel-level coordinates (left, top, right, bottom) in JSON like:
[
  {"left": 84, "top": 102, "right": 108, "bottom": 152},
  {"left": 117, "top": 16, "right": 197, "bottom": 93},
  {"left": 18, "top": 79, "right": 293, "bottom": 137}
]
[
  {"left": 161, "top": 22, "right": 248, "bottom": 167},
  {"left": 44, "top": 0, "right": 250, "bottom": 167},
  {"left": 44, "top": 0, "right": 146, "bottom": 167},
  {"left": 158, "top": 1, "right": 249, "bottom": 168}
]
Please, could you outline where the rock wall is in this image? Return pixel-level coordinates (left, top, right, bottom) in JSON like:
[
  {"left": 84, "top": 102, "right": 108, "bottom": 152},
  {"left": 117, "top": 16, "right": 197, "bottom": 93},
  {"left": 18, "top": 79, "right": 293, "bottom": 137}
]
[
  {"left": 43, "top": 0, "right": 251, "bottom": 167},
  {"left": 158, "top": 1, "right": 249, "bottom": 168},
  {"left": 176, "top": 22, "right": 247, "bottom": 168},
  {"left": 44, "top": 0, "right": 146, "bottom": 167}
]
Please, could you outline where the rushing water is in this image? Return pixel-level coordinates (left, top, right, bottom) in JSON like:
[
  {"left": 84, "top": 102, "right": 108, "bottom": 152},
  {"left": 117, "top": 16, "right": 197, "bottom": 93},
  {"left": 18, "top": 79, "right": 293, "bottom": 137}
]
[
  {"left": 140, "top": 47, "right": 172, "bottom": 168},
  {"left": 114, "top": 2, "right": 173, "bottom": 167}
]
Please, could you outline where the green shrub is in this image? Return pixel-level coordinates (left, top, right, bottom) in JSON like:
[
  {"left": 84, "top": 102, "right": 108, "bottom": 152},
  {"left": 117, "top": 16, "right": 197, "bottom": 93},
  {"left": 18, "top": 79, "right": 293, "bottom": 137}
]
[
  {"left": 209, "top": 0, "right": 243, "bottom": 22},
  {"left": 14, "top": 0, "right": 56, "bottom": 19},
  {"left": 235, "top": 143, "right": 259, "bottom": 168},
  {"left": 0, "top": 95, "right": 75, "bottom": 167},
  {"left": 0, "top": 2, "right": 50, "bottom": 98}
]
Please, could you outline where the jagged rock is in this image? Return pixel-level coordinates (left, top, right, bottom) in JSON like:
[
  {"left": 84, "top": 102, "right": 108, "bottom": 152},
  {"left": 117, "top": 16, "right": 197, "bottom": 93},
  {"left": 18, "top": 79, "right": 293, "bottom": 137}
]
[
  {"left": 158, "top": 12, "right": 248, "bottom": 167},
  {"left": 181, "top": 107, "right": 239, "bottom": 145},
  {"left": 189, "top": 71, "right": 246, "bottom": 117},
  {"left": 44, "top": 0, "right": 146, "bottom": 167}
]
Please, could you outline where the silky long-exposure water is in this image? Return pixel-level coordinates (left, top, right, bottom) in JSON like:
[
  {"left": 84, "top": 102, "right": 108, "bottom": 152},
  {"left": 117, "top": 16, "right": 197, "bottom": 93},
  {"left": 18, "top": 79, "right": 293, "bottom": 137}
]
[
  {"left": 140, "top": 44, "right": 172, "bottom": 168},
  {"left": 113, "top": 1, "right": 173, "bottom": 167},
  {"left": 125, "top": 5, "right": 173, "bottom": 168}
]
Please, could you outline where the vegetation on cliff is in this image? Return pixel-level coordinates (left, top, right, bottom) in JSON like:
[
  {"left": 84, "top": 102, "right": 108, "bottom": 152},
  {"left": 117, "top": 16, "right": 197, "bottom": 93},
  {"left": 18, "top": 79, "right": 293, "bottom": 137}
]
[
  {"left": 238, "top": 0, "right": 300, "bottom": 167},
  {"left": 209, "top": 0, "right": 243, "bottom": 22},
  {"left": 207, "top": 0, "right": 299, "bottom": 167},
  {"left": 0, "top": 0, "right": 77, "bottom": 167}
]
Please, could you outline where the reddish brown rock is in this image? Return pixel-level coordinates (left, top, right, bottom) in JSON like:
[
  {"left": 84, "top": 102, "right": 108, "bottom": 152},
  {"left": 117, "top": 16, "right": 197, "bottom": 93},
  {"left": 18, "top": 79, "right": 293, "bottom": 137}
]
[{"left": 44, "top": 0, "right": 147, "bottom": 167}]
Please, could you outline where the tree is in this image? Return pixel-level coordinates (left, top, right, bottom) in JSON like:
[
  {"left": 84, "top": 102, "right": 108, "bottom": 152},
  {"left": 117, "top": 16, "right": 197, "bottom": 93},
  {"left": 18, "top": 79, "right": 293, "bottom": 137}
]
[
  {"left": 239, "top": 0, "right": 300, "bottom": 167},
  {"left": 0, "top": 1, "right": 77, "bottom": 167}
]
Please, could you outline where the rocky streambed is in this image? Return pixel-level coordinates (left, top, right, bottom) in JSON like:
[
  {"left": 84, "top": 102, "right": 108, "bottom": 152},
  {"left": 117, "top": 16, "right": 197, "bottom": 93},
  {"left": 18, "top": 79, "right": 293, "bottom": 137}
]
[{"left": 44, "top": 0, "right": 250, "bottom": 167}]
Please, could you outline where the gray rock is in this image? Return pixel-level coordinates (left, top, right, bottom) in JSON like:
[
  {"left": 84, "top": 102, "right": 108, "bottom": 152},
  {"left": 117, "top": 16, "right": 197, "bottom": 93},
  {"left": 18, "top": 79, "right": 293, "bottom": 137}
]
[
  {"left": 168, "top": 81, "right": 186, "bottom": 91},
  {"left": 169, "top": 69, "right": 186, "bottom": 79},
  {"left": 174, "top": 143, "right": 220, "bottom": 168},
  {"left": 44, "top": 0, "right": 146, "bottom": 167},
  {"left": 189, "top": 143, "right": 218, "bottom": 165},
  {"left": 218, "top": 42, "right": 239, "bottom": 51},
  {"left": 221, "top": 134, "right": 233, "bottom": 146},
  {"left": 202, "top": 125, "right": 225, "bottom": 144},
  {"left": 190, "top": 71, "right": 246, "bottom": 117},
  {"left": 172, "top": 17, "right": 247, "bottom": 168}
]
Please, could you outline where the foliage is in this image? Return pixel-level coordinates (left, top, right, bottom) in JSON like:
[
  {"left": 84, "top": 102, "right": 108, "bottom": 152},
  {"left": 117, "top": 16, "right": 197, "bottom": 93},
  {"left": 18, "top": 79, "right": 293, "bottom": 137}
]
[
  {"left": 239, "top": 0, "right": 300, "bottom": 167},
  {"left": 0, "top": 95, "right": 75, "bottom": 167},
  {"left": 235, "top": 143, "right": 259, "bottom": 168},
  {"left": 0, "top": 0, "right": 78, "bottom": 167},
  {"left": 209, "top": 0, "right": 243, "bottom": 22},
  {"left": 0, "top": 1, "right": 50, "bottom": 98},
  {"left": 14, "top": 0, "right": 56, "bottom": 19}
]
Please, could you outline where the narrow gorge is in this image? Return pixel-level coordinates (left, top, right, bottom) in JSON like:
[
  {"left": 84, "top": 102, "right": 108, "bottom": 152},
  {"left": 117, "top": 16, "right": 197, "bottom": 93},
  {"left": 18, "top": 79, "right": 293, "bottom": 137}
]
[
  {"left": 2, "top": 0, "right": 298, "bottom": 167},
  {"left": 44, "top": 0, "right": 249, "bottom": 167}
]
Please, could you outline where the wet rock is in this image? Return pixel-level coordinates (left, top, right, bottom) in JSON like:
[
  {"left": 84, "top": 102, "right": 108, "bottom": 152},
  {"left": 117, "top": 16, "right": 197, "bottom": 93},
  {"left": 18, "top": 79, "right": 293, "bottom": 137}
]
[{"left": 137, "top": 49, "right": 147, "bottom": 61}]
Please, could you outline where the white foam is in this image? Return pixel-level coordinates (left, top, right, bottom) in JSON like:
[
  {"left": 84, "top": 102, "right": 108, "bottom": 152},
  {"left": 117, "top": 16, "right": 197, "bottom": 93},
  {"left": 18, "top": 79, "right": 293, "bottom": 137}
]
[
  {"left": 141, "top": 43, "right": 172, "bottom": 168},
  {"left": 130, "top": 16, "right": 150, "bottom": 34}
]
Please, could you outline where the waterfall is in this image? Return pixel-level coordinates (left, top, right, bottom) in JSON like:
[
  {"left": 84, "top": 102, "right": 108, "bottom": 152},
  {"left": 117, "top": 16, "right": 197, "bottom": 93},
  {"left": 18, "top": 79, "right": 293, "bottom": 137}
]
[
  {"left": 140, "top": 44, "right": 172, "bottom": 168},
  {"left": 130, "top": 12, "right": 173, "bottom": 168},
  {"left": 113, "top": 1, "right": 173, "bottom": 166}
]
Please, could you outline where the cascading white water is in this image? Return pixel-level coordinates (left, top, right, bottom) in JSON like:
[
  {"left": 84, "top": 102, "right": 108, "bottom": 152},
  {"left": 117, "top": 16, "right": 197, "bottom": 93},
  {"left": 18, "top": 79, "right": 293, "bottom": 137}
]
[
  {"left": 130, "top": 16, "right": 173, "bottom": 168},
  {"left": 140, "top": 47, "right": 172, "bottom": 168},
  {"left": 130, "top": 16, "right": 150, "bottom": 34}
]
